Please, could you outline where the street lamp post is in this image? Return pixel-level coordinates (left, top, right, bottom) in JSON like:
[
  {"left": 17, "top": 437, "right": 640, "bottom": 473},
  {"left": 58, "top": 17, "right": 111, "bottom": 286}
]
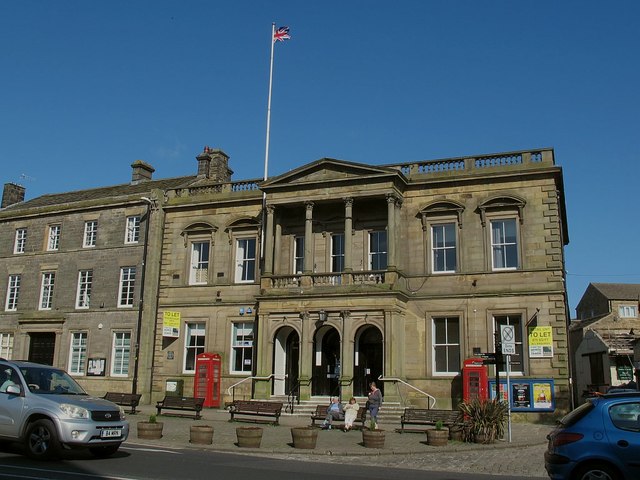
[{"left": 131, "top": 197, "right": 153, "bottom": 396}]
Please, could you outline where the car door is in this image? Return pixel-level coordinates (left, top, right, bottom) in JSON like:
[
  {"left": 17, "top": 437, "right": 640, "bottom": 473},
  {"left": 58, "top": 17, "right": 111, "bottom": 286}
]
[
  {"left": 0, "top": 365, "right": 27, "bottom": 438},
  {"left": 605, "top": 400, "right": 640, "bottom": 477}
]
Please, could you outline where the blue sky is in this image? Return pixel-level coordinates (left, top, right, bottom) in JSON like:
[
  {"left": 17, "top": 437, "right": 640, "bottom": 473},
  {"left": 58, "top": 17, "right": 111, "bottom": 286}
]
[{"left": 1, "top": 1, "right": 639, "bottom": 313}]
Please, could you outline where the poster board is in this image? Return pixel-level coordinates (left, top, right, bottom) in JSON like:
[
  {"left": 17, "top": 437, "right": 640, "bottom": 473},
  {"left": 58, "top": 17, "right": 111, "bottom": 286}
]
[{"left": 489, "top": 378, "right": 555, "bottom": 412}]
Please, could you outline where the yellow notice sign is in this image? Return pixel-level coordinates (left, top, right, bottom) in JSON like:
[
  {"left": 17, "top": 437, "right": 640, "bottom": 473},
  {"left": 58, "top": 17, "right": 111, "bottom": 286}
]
[
  {"left": 528, "top": 326, "right": 553, "bottom": 358},
  {"left": 163, "top": 311, "right": 181, "bottom": 337}
]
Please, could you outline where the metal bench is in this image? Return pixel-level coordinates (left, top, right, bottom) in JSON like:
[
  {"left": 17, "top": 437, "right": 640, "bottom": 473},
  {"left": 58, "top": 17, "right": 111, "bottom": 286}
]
[
  {"left": 228, "top": 400, "right": 283, "bottom": 425},
  {"left": 310, "top": 404, "right": 367, "bottom": 429},
  {"left": 156, "top": 395, "right": 204, "bottom": 420},
  {"left": 400, "top": 408, "right": 461, "bottom": 432},
  {"left": 103, "top": 392, "right": 142, "bottom": 414}
]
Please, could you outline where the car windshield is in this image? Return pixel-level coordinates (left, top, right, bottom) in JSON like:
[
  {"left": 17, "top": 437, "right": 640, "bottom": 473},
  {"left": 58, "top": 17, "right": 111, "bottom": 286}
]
[{"left": 19, "top": 365, "right": 87, "bottom": 395}]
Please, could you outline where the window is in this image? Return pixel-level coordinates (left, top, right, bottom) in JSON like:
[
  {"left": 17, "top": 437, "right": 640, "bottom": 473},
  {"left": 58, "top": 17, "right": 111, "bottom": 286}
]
[
  {"left": 189, "top": 241, "right": 210, "bottom": 285},
  {"left": 14, "top": 228, "right": 26, "bottom": 254},
  {"left": 235, "top": 238, "right": 256, "bottom": 283},
  {"left": 118, "top": 267, "right": 136, "bottom": 307},
  {"left": 83, "top": 221, "right": 97, "bottom": 248},
  {"left": 5, "top": 275, "right": 20, "bottom": 311},
  {"left": 432, "top": 317, "right": 460, "bottom": 374},
  {"left": 76, "top": 270, "right": 93, "bottom": 309},
  {"left": 331, "top": 234, "right": 345, "bottom": 272},
  {"left": 69, "top": 332, "right": 87, "bottom": 375},
  {"left": 491, "top": 219, "right": 518, "bottom": 270},
  {"left": 0, "top": 333, "right": 14, "bottom": 359},
  {"left": 111, "top": 332, "right": 131, "bottom": 376},
  {"left": 231, "top": 322, "right": 254, "bottom": 373},
  {"left": 184, "top": 323, "right": 205, "bottom": 372},
  {"left": 432, "top": 223, "right": 457, "bottom": 273},
  {"left": 619, "top": 305, "right": 638, "bottom": 318},
  {"left": 125, "top": 216, "right": 140, "bottom": 244},
  {"left": 494, "top": 314, "right": 524, "bottom": 374},
  {"left": 369, "top": 231, "right": 387, "bottom": 270},
  {"left": 47, "top": 225, "right": 61, "bottom": 251},
  {"left": 293, "top": 236, "right": 304, "bottom": 274},
  {"left": 39, "top": 272, "right": 55, "bottom": 310}
]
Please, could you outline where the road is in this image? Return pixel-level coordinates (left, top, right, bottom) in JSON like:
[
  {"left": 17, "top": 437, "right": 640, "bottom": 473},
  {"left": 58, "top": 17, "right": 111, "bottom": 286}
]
[{"left": 0, "top": 442, "right": 548, "bottom": 480}]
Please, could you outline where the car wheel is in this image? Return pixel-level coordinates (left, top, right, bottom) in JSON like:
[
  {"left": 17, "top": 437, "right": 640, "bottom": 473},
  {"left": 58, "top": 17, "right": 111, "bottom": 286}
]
[
  {"left": 25, "top": 419, "right": 60, "bottom": 460},
  {"left": 89, "top": 444, "right": 120, "bottom": 458},
  {"left": 573, "top": 462, "right": 619, "bottom": 480}
]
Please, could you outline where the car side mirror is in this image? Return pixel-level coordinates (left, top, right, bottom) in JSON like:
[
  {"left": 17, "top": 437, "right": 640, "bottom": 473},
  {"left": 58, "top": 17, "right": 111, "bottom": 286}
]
[{"left": 6, "top": 384, "right": 21, "bottom": 395}]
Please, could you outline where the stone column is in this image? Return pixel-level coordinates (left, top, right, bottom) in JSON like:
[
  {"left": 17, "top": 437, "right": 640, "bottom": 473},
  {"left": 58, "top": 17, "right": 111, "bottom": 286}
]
[
  {"left": 344, "top": 198, "right": 353, "bottom": 272},
  {"left": 274, "top": 219, "right": 282, "bottom": 275},
  {"left": 264, "top": 205, "right": 275, "bottom": 275},
  {"left": 386, "top": 194, "right": 397, "bottom": 270},
  {"left": 340, "top": 310, "right": 354, "bottom": 399},
  {"left": 298, "top": 311, "right": 312, "bottom": 400},
  {"left": 304, "top": 202, "right": 314, "bottom": 274}
]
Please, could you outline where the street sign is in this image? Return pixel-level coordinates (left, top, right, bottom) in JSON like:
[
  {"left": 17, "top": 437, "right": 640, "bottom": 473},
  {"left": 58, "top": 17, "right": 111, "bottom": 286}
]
[{"left": 501, "top": 325, "right": 516, "bottom": 355}]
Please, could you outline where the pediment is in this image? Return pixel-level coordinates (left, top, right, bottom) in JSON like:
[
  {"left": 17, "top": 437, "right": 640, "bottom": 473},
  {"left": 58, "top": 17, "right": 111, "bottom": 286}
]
[{"left": 261, "top": 158, "right": 402, "bottom": 189}]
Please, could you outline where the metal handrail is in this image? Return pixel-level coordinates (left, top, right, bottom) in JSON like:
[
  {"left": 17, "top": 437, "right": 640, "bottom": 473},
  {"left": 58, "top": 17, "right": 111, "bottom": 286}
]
[
  {"left": 226, "top": 374, "right": 287, "bottom": 402},
  {"left": 377, "top": 375, "right": 437, "bottom": 409}
]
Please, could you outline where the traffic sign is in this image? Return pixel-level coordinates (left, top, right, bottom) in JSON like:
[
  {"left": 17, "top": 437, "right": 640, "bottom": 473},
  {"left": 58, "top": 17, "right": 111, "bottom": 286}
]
[{"left": 501, "top": 325, "right": 516, "bottom": 355}]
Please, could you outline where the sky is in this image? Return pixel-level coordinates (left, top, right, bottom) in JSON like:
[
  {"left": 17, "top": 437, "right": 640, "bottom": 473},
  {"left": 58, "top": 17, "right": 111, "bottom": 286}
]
[{"left": 1, "top": 1, "right": 639, "bottom": 314}]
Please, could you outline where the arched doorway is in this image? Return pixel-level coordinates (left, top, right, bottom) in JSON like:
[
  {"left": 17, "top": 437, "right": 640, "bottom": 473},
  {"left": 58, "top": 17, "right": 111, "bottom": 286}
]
[
  {"left": 354, "top": 326, "right": 383, "bottom": 396},
  {"left": 273, "top": 327, "right": 299, "bottom": 397},
  {"left": 312, "top": 326, "right": 340, "bottom": 397}
]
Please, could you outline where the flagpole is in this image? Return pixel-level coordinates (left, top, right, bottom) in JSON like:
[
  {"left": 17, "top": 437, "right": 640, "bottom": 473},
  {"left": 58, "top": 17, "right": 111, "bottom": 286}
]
[
  {"left": 261, "top": 23, "right": 276, "bottom": 263},
  {"left": 264, "top": 22, "right": 276, "bottom": 183}
]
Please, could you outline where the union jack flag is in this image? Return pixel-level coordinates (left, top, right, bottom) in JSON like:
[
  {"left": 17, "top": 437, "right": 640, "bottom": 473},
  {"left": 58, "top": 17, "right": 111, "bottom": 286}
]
[{"left": 273, "top": 26, "right": 290, "bottom": 42}]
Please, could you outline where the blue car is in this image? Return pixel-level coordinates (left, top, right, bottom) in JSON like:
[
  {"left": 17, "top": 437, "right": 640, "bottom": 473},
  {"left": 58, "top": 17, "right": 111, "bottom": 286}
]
[{"left": 545, "top": 391, "right": 640, "bottom": 480}]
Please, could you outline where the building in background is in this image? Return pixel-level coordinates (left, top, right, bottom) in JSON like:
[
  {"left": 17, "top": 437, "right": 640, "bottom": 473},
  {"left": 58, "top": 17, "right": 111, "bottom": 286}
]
[{"left": 570, "top": 283, "right": 640, "bottom": 400}]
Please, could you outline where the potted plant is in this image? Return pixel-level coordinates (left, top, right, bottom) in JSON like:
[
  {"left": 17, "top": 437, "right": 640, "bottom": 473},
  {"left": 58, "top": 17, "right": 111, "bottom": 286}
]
[
  {"left": 290, "top": 426, "right": 318, "bottom": 449},
  {"left": 236, "top": 426, "right": 263, "bottom": 448},
  {"left": 457, "top": 398, "right": 507, "bottom": 444},
  {"left": 189, "top": 424, "right": 214, "bottom": 445},
  {"left": 426, "top": 420, "right": 448, "bottom": 446},
  {"left": 137, "top": 414, "right": 164, "bottom": 439},
  {"left": 362, "top": 420, "right": 385, "bottom": 448}
]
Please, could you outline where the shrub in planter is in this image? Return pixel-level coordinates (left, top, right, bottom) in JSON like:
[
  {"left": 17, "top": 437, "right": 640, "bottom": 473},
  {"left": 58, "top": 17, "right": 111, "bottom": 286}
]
[
  {"left": 137, "top": 414, "right": 164, "bottom": 439},
  {"left": 426, "top": 420, "right": 448, "bottom": 446},
  {"left": 457, "top": 398, "right": 507, "bottom": 444}
]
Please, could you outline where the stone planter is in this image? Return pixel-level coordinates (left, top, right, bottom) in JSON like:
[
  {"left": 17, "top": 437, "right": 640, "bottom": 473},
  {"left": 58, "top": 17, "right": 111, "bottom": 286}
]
[
  {"left": 449, "top": 425, "right": 464, "bottom": 442},
  {"left": 137, "top": 421, "right": 164, "bottom": 440},
  {"left": 362, "top": 429, "right": 385, "bottom": 448},
  {"left": 426, "top": 428, "right": 449, "bottom": 446},
  {"left": 291, "top": 427, "right": 318, "bottom": 449},
  {"left": 474, "top": 432, "right": 495, "bottom": 444},
  {"left": 236, "top": 426, "right": 263, "bottom": 448},
  {"left": 190, "top": 425, "right": 214, "bottom": 445}
]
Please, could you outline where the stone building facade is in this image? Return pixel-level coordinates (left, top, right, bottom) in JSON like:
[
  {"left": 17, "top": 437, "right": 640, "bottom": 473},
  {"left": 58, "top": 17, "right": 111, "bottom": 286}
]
[
  {"left": 0, "top": 146, "right": 571, "bottom": 417},
  {"left": 152, "top": 147, "right": 571, "bottom": 416}
]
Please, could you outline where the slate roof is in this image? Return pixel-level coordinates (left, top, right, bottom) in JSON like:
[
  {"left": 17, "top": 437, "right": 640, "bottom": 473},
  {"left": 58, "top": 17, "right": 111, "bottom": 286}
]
[
  {"left": 0, "top": 176, "right": 196, "bottom": 213},
  {"left": 590, "top": 283, "right": 640, "bottom": 301}
]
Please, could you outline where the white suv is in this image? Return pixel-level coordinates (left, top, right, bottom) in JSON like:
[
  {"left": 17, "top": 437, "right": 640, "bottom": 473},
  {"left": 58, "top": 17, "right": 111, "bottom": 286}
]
[{"left": 0, "top": 359, "right": 129, "bottom": 459}]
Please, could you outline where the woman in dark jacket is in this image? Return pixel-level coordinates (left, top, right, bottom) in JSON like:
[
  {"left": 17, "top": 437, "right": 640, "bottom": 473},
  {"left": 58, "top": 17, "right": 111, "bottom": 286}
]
[{"left": 367, "top": 381, "right": 382, "bottom": 429}]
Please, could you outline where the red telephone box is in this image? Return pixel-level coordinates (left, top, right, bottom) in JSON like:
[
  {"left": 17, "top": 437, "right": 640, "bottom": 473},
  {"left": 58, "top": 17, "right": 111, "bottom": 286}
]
[
  {"left": 194, "top": 353, "right": 222, "bottom": 408},
  {"left": 463, "top": 358, "right": 489, "bottom": 402}
]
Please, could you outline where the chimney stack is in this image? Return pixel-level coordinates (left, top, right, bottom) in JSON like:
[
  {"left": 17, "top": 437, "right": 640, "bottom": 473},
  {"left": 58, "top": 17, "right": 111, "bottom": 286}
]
[
  {"left": 131, "top": 160, "right": 155, "bottom": 184},
  {"left": 2, "top": 183, "right": 26, "bottom": 208},
  {"left": 196, "top": 146, "right": 232, "bottom": 182}
]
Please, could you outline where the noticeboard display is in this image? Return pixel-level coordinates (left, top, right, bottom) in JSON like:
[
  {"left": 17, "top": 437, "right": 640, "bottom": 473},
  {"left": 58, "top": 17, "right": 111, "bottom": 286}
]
[{"left": 489, "top": 378, "right": 555, "bottom": 412}]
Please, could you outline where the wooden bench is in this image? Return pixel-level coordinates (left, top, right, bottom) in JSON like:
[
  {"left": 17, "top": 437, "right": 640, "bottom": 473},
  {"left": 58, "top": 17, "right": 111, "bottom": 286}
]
[
  {"left": 310, "top": 404, "right": 367, "bottom": 429},
  {"left": 400, "top": 408, "right": 461, "bottom": 433},
  {"left": 103, "top": 392, "right": 142, "bottom": 414},
  {"left": 156, "top": 396, "right": 205, "bottom": 420},
  {"left": 229, "top": 400, "right": 283, "bottom": 425}
]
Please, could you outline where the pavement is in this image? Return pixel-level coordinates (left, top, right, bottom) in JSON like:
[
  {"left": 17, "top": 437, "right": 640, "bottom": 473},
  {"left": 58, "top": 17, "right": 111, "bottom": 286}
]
[{"left": 124, "top": 404, "right": 552, "bottom": 478}]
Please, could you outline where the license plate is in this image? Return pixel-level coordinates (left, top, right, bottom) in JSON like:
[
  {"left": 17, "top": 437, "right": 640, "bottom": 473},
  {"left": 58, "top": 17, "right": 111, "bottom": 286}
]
[{"left": 100, "top": 429, "right": 122, "bottom": 439}]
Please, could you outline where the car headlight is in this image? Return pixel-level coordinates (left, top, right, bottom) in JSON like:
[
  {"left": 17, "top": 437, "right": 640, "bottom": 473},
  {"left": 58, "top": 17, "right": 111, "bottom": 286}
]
[
  {"left": 119, "top": 406, "right": 126, "bottom": 420},
  {"left": 60, "top": 403, "right": 90, "bottom": 419}
]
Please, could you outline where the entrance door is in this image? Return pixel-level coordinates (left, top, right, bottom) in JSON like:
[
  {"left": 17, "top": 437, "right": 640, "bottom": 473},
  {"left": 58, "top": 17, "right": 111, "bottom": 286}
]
[
  {"left": 28, "top": 332, "right": 56, "bottom": 365},
  {"left": 273, "top": 327, "right": 299, "bottom": 397},
  {"left": 312, "top": 327, "right": 340, "bottom": 397},
  {"left": 354, "top": 326, "right": 383, "bottom": 396}
]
